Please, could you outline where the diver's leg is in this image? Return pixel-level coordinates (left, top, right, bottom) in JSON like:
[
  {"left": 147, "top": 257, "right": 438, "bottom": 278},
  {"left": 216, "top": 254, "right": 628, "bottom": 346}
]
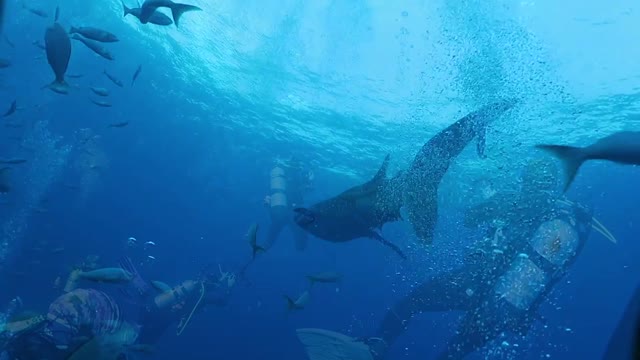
[
  {"left": 291, "top": 222, "right": 308, "bottom": 251},
  {"left": 371, "top": 267, "right": 479, "bottom": 357},
  {"left": 436, "top": 297, "right": 521, "bottom": 360},
  {"left": 263, "top": 207, "right": 288, "bottom": 250},
  {"left": 297, "top": 267, "right": 483, "bottom": 360}
]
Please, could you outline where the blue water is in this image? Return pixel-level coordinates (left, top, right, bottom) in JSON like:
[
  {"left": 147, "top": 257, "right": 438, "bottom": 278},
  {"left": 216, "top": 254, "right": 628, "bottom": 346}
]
[{"left": 1, "top": 0, "right": 640, "bottom": 359}]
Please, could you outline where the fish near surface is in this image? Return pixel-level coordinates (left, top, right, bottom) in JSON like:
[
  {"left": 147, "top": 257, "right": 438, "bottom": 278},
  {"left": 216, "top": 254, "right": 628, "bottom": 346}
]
[
  {"left": 44, "top": 8, "right": 71, "bottom": 94},
  {"left": 401, "top": 99, "right": 517, "bottom": 244},
  {"left": 72, "top": 34, "right": 114, "bottom": 60},
  {"left": 294, "top": 155, "right": 407, "bottom": 259},
  {"left": 122, "top": 0, "right": 173, "bottom": 26},
  {"left": 131, "top": 64, "right": 142, "bottom": 86},
  {"left": 90, "top": 87, "right": 109, "bottom": 97},
  {"left": 70, "top": 26, "right": 118, "bottom": 43},
  {"left": 537, "top": 131, "right": 640, "bottom": 192},
  {"left": 139, "top": 0, "right": 202, "bottom": 27},
  {"left": 3, "top": 99, "right": 16, "bottom": 117},
  {"left": 103, "top": 70, "right": 123, "bottom": 87},
  {"left": 306, "top": 272, "right": 342, "bottom": 286},
  {"left": 91, "top": 98, "right": 112, "bottom": 107}
]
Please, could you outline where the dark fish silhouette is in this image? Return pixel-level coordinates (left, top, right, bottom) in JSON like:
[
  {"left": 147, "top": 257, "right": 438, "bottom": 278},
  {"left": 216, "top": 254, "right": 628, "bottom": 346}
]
[
  {"left": 0, "top": 57, "right": 10, "bottom": 68},
  {"left": 537, "top": 131, "right": 640, "bottom": 192},
  {"left": 44, "top": 7, "right": 71, "bottom": 94},
  {"left": 90, "top": 87, "right": 109, "bottom": 97},
  {"left": 23, "top": 4, "right": 48, "bottom": 18},
  {"left": 90, "top": 98, "right": 112, "bottom": 108},
  {"left": 0, "top": 0, "right": 5, "bottom": 33},
  {"left": 131, "top": 64, "right": 142, "bottom": 86},
  {"left": 294, "top": 100, "right": 518, "bottom": 256},
  {"left": 0, "top": 167, "right": 10, "bottom": 193},
  {"left": 139, "top": 0, "right": 201, "bottom": 27},
  {"left": 70, "top": 26, "right": 119, "bottom": 43},
  {"left": 103, "top": 70, "right": 123, "bottom": 87},
  {"left": 0, "top": 159, "right": 27, "bottom": 165},
  {"left": 3, "top": 34, "right": 14, "bottom": 48},
  {"left": 71, "top": 34, "right": 114, "bottom": 60},
  {"left": 3, "top": 100, "right": 16, "bottom": 117},
  {"left": 109, "top": 121, "right": 129, "bottom": 128},
  {"left": 122, "top": 1, "right": 173, "bottom": 26},
  {"left": 32, "top": 40, "right": 46, "bottom": 50}
]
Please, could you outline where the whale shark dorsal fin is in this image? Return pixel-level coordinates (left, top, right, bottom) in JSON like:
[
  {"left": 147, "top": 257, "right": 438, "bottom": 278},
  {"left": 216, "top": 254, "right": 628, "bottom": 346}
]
[
  {"left": 371, "top": 154, "right": 390, "bottom": 185},
  {"left": 340, "top": 155, "right": 390, "bottom": 200}
]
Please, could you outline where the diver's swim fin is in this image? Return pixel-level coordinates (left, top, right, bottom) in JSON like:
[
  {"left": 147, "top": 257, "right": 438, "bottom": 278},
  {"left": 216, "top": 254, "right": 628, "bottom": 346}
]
[
  {"left": 370, "top": 232, "right": 407, "bottom": 260},
  {"left": 536, "top": 144, "right": 584, "bottom": 192},
  {"left": 296, "top": 328, "right": 374, "bottom": 360}
]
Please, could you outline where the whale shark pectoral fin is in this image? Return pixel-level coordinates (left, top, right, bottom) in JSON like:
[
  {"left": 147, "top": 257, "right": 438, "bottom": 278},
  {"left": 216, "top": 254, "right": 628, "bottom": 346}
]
[{"left": 369, "top": 231, "right": 407, "bottom": 260}]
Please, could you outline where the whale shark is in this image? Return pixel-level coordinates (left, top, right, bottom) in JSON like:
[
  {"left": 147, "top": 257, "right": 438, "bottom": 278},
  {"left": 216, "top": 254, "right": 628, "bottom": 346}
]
[{"left": 294, "top": 100, "right": 517, "bottom": 256}]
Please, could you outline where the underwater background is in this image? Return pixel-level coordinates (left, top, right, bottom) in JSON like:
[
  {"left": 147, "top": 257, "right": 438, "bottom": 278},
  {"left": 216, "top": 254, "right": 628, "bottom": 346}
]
[{"left": 1, "top": 0, "right": 640, "bottom": 359}]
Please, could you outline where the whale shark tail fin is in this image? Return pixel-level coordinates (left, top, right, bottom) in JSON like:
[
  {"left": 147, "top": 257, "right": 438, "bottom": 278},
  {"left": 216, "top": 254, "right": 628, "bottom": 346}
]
[
  {"left": 296, "top": 328, "right": 375, "bottom": 360},
  {"left": 535, "top": 144, "right": 585, "bottom": 192}
]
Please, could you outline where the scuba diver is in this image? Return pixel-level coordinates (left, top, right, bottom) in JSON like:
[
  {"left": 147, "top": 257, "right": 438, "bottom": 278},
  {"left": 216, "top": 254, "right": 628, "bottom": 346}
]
[
  {"left": 264, "top": 156, "right": 314, "bottom": 251},
  {"left": 296, "top": 159, "right": 617, "bottom": 359},
  {"left": 0, "top": 258, "right": 236, "bottom": 359}
]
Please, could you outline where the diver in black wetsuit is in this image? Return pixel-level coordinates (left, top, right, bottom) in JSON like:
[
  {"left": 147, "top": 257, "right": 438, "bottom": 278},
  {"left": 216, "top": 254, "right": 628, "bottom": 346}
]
[
  {"left": 297, "top": 159, "right": 616, "bottom": 359},
  {"left": 264, "top": 156, "right": 313, "bottom": 251}
]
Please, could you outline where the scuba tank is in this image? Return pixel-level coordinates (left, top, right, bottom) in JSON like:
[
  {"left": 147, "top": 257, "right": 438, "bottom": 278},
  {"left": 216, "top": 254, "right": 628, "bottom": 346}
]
[
  {"left": 154, "top": 280, "right": 199, "bottom": 310},
  {"left": 494, "top": 218, "right": 580, "bottom": 311},
  {"left": 270, "top": 166, "right": 287, "bottom": 209}
]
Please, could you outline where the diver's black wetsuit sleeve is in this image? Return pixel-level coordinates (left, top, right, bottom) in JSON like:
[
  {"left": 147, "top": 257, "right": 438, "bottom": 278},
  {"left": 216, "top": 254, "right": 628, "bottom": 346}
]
[{"left": 374, "top": 267, "right": 479, "bottom": 346}]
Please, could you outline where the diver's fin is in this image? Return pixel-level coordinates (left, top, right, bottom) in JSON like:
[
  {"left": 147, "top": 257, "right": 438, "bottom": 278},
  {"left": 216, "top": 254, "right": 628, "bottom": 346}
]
[
  {"left": 476, "top": 129, "right": 487, "bottom": 159},
  {"left": 296, "top": 328, "right": 375, "bottom": 360},
  {"left": 170, "top": 3, "right": 202, "bottom": 27},
  {"left": 536, "top": 144, "right": 585, "bottom": 192},
  {"left": 370, "top": 231, "right": 407, "bottom": 260}
]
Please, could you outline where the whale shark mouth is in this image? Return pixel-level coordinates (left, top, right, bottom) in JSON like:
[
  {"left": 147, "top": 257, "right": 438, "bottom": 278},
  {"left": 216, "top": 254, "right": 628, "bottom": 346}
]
[{"left": 293, "top": 208, "right": 316, "bottom": 227}]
